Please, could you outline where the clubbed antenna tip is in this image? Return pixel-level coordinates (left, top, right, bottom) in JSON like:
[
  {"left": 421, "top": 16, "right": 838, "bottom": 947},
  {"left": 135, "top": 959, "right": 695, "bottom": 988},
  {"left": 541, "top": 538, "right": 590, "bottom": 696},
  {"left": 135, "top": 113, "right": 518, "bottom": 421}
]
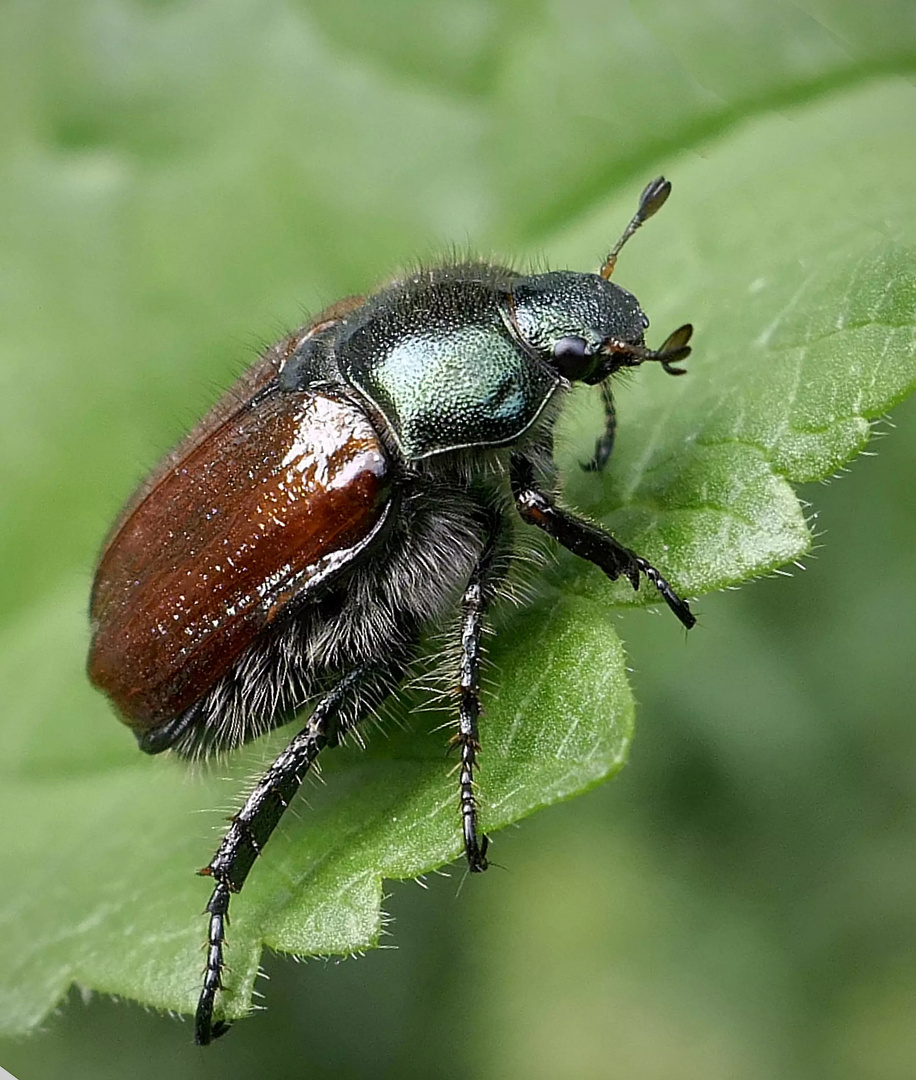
[
  {"left": 601, "top": 323, "right": 693, "bottom": 376},
  {"left": 599, "top": 176, "right": 672, "bottom": 280}
]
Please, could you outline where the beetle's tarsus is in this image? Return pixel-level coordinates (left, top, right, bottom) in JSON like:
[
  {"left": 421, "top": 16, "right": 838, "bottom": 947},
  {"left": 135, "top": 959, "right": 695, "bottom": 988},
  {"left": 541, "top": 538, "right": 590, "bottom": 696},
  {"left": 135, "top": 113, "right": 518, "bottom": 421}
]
[{"left": 634, "top": 557, "right": 697, "bottom": 629}]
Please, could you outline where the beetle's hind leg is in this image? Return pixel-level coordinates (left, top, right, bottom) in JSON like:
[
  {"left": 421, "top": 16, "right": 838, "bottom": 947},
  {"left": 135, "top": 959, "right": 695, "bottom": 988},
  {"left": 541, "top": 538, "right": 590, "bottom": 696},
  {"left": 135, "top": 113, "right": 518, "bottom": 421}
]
[
  {"left": 581, "top": 381, "right": 617, "bottom": 473},
  {"left": 510, "top": 454, "right": 696, "bottom": 630},
  {"left": 194, "top": 663, "right": 400, "bottom": 1045}
]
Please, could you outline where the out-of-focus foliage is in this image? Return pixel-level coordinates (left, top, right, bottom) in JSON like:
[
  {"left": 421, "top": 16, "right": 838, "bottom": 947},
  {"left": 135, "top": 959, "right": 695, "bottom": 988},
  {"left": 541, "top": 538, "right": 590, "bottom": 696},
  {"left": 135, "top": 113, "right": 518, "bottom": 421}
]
[{"left": 1, "top": 1, "right": 915, "bottom": 1077}]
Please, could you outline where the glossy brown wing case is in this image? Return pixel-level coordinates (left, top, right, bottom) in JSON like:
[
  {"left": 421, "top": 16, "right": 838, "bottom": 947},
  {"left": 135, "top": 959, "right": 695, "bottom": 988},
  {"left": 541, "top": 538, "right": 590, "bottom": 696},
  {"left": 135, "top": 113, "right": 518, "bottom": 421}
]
[{"left": 88, "top": 386, "right": 390, "bottom": 733}]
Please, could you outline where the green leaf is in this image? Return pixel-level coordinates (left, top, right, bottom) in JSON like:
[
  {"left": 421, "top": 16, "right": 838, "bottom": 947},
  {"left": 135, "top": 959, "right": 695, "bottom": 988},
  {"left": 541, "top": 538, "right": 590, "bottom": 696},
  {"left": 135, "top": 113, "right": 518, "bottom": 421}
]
[
  {"left": 0, "top": 584, "right": 632, "bottom": 1030},
  {"left": 1, "top": 0, "right": 915, "bottom": 1036}
]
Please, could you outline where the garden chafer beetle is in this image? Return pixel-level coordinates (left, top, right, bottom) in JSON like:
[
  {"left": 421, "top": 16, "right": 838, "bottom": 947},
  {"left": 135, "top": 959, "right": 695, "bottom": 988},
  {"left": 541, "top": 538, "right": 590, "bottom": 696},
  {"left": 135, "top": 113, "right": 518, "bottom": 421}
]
[{"left": 88, "top": 176, "right": 695, "bottom": 1044}]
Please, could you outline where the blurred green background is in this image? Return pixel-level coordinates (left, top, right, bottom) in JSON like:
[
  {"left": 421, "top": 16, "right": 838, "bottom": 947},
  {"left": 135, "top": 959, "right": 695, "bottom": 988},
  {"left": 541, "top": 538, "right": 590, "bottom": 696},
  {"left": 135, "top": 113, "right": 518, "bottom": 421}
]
[{"left": 2, "top": 1, "right": 915, "bottom": 1078}]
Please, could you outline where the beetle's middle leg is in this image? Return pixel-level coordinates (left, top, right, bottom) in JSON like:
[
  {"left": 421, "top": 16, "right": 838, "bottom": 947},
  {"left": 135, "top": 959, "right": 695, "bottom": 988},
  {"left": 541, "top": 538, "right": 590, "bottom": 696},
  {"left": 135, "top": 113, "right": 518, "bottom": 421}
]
[{"left": 452, "top": 509, "right": 508, "bottom": 873}]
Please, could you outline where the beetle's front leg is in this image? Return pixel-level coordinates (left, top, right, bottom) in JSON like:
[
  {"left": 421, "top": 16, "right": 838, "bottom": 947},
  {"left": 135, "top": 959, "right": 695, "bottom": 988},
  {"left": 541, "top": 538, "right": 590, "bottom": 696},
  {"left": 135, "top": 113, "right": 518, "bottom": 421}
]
[
  {"left": 510, "top": 454, "right": 695, "bottom": 629},
  {"left": 581, "top": 381, "right": 617, "bottom": 473},
  {"left": 194, "top": 664, "right": 387, "bottom": 1045}
]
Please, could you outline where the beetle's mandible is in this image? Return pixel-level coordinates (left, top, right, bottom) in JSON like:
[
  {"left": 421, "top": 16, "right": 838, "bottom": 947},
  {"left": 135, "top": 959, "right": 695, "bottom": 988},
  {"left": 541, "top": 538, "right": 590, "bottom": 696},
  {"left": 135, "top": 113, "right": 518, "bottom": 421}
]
[{"left": 87, "top": 176, "right": 696, "bottom": 1044}]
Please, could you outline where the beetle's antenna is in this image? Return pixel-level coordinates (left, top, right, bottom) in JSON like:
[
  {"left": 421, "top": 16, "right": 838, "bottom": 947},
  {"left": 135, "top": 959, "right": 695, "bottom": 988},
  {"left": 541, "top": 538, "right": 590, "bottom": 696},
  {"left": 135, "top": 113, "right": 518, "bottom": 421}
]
[
  {"left": 599, "top": 177, "right": 671, "bottom": 280},
  {"left": 603, "top": 323, "right": 693, "bottom": 375}
]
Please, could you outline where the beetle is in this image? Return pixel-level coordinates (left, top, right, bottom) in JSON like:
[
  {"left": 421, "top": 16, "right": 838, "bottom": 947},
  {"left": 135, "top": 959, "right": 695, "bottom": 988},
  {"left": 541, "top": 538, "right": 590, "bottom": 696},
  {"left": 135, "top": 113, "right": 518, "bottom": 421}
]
[{"left": 88, "top": 176, "right": 695, "bottom": 1044}]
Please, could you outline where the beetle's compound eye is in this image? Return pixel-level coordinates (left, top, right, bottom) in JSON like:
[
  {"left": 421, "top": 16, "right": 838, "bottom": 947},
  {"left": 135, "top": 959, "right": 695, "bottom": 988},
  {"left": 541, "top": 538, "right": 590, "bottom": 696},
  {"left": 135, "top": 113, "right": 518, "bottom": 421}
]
[{"left": 552, "top": 335, "right": 592, "bottom": 381}]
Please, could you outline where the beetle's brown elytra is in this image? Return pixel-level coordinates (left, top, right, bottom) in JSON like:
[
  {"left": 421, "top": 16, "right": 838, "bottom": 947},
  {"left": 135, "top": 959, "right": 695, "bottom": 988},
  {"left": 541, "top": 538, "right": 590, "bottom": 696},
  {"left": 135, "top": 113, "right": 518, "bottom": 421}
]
[
  {"left": 87, "top": 177, "right": 695, "bottom": 1044},
  {"left": 90, "top": 390, "right": 390, "bottom": 731}
]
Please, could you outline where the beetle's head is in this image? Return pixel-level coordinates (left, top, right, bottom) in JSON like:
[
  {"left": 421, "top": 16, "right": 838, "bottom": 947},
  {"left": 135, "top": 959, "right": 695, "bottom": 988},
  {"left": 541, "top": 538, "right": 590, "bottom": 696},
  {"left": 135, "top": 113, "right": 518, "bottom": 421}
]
[{"left": 506, "top": 176, "right": 693, "bottom": 386}]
